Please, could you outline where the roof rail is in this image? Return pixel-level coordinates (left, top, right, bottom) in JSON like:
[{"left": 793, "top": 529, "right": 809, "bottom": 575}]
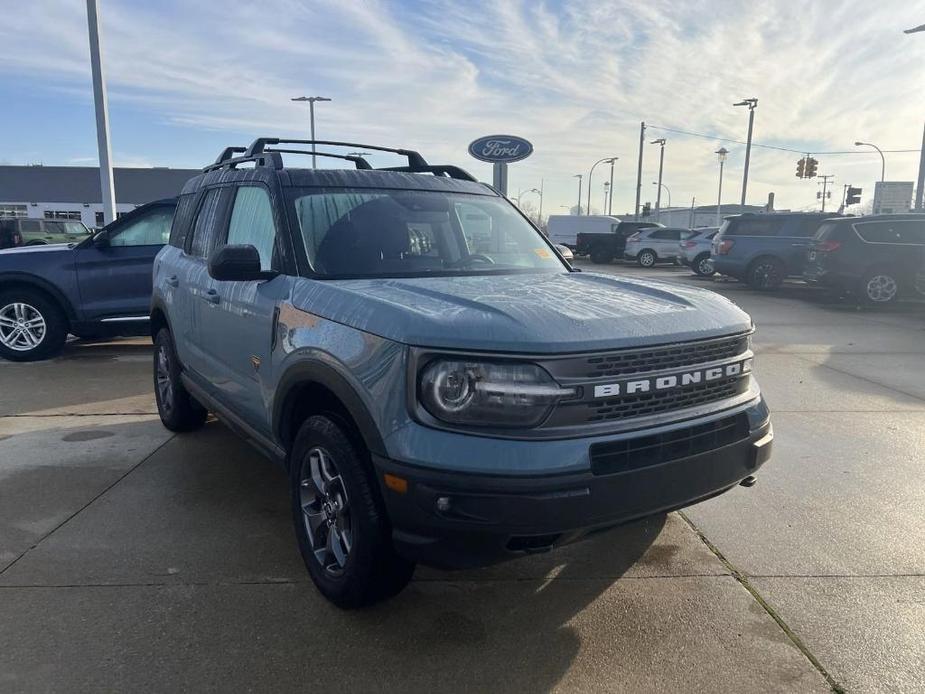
[
  {"left": 201, "top": 151, "right": 283, "bottom": 173},
  {"left": 245, "top": 138, "right": 428, "bottom": 169},
  {"left": 213, "top": 146, "right": 246, "bottom": 165},
  {"left": 264, "top": 148, "right": 372, "bottom": 170},
  {"left": 378, "top": 165, "right": 477, "bottom": 182}
]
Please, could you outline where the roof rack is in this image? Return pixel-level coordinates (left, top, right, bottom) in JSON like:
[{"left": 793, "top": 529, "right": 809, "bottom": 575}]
[{"left": 202, "top": 138, "right": 477, "bottom": 181}]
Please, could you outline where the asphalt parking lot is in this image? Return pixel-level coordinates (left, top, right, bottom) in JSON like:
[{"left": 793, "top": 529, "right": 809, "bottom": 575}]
[{"left": 1, "top": 263, "right": 924, "bottom": 693}]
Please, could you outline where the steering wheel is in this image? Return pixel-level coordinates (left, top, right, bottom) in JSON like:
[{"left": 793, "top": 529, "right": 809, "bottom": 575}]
[{"left": 446, "top": 253, "right": 495, "bottom": 268}]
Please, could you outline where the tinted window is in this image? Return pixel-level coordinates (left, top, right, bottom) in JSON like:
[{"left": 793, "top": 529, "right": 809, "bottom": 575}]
[
  {"left": 189, "top": 188, "right": 224, "bottom": 258},
  {"left": 169, "top": 194, "right": 196, "bottom": 248},
  {"left": 791, "top": 217, "right": 828, "bottom": 238},
  {"left": 727, "top": 218, "right": 782, "bottom": 237},
  {"left": 856, "top": 221, "right": 925, "bottom": 244},
  {"left": 110, "top": 207, "right": 174, "bottom": 247},
  {"left": 292, "top": 188, "right": 565, "bottom": 278},
  {"left": 650, "top": 229, "right": 679, "bottom": 240},
  {"left": 814, "top": 222, "right": 851, "bottom": 241},
  {"left": 19, "top": 220, "right": 41, "bottom": 233},
  {"left": 227, "top": 186, "right": 278, "bottom": 271}
]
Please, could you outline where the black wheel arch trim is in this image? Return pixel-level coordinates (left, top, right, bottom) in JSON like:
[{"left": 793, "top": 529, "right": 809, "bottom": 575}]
[
  {"left": 0, "top": 272, "right": 77, "bottom": 321},
  {"left": 273, "top": 359, "right": 388, "bottom": 458}
]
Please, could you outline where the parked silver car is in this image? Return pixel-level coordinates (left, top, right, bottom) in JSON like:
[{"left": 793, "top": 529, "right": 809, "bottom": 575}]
[
  {"left": 553, "top": 243, "right": 574, "bottom": 262},
  {"left": 679, "top": 228, "right": 719, "bottom": 276},
  {"left": 624, "top": 227, "right": 693, "bottom": 267}
]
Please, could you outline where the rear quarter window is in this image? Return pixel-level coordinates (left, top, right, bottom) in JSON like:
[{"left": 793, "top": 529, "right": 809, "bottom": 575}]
[
  {"left": 854, "top": 221, "right": 918, "bottom": 244},
  {"left": 726, "top": 218, "right": 781, "bottom": 237},
  {"left": 169, "top": 194, "right": 198, "bottom": 248}
]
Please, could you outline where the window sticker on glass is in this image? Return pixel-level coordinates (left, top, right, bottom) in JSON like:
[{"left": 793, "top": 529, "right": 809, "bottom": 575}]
[{"left": 533, "top": 247, "right": 551, "bottom": 259}]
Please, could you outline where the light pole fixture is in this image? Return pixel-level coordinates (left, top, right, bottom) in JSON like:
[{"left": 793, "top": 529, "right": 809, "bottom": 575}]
[
  {"left": 650, "top": 138, "right": 666, "bottom": 220},
  {"left": 734, "top": 98, "right": 758, "bottom": 208},
  {"left": 607, "top": 159, "right": 615, "bottom": 215},
  {"left": 291, "top": 95, "right": 332, "bottom": 169},
  {"left": 854, "top": 141, "right": 886, "bottom": 182},
  {"left": 904, "top": 24, "right": 925, "bottom": 33},
  {"left": 587, "top": 157, "right": 617, "bottom": 216},
  {"left": 520, "top": 187, "right": 543, "bottom": 222},
  {"left": 573, "top": 174, "right": 583, "bottom": 216},
  {"left": 715, "top": 147, "right": 729, "bottom": 227},
  {"left": 652, "top": 181, "right": 671, "bottom": 209},
  {"left": 602, "top": 181, "right": 610, "bottom": 213}
]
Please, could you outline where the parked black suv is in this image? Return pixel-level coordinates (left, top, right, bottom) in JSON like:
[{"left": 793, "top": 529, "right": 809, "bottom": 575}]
[{"left": 804, "top": 214, "right": 925, "bottom": 304}]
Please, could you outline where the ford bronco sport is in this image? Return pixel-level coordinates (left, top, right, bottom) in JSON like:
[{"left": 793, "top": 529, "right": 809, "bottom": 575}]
[{"left": 151, "top": 139, "right": 773, "bottom": 608}]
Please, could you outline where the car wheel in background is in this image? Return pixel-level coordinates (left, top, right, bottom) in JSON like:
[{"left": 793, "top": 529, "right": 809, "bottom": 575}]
[
  {"left": 693, "top": 253, "right": 715, "bottom": 277},
  {"left": 746, "top": 257, "right": 784, "bottom": 290},
  {"left": 637, "top": 250, "right": 657, "bottom": 267},
  {"left": 290, "top": 415, "right": 415, "bottom": 608},
  {"left": 0, "top": 289, "right": 68, "bottom": 362},
  {"left": 861, "top": 270, "right": 900, "bottom": 305},
  {"left": 590, "top": 246, "right": 614, "bottom": 264},
  {"left": 153, "top": 328, "right": 208, "bottom": 431}
]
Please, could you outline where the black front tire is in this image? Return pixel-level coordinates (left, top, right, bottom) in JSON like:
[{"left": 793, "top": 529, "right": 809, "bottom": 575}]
[
  {"left": 290, "top": 415, "right": 414, "bottom": 608},
  {"left": 0, "top": 289, "right": 68, "bottom": 362},
  {"left": 692, "top": 253, "right": 716, "bottom": 277},
  {"left": 153, "top": 328, "right": 207, "bottom": 431}
]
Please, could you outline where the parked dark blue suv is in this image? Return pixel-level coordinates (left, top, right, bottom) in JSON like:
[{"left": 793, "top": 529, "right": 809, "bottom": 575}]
[
  {"left": 711, "top": 212, "right": 840, "bottom": 289},
  {"left": 0, "top": 199, "right": 177, "bottom": 361}
]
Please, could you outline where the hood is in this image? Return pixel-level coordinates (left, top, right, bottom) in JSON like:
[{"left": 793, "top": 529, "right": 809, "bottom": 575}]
[
  {"left": 0, "top": 243, "right": 74, "bottom": 255},
  {"left": 291, "top": 271, "right": 751, "bottom": 354}
]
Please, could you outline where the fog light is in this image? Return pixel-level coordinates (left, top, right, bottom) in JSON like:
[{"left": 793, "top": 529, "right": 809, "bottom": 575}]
[{"left": 435, "top": 496, "right": 451, "bottom": 512}]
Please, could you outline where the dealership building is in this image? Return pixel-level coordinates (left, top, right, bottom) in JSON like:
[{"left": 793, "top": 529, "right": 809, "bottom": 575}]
[{"left": 0, "top": 165, "right": 199, "bottom": 228}]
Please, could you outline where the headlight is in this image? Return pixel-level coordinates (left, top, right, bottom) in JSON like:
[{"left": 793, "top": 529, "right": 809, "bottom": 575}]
[{"left": 419, "top": 359, "right": 575, "bottom": 428}]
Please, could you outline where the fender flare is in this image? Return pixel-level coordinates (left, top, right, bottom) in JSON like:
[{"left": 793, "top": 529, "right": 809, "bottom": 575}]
[
  {"left": 0, "top": 272, "right": 78, "bottom": 321},
  {"left": 273, "top": 359, "right": 387, "bottom": 457}
]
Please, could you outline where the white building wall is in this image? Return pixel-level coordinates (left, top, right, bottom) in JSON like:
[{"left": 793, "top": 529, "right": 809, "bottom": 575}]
[{"left": 3, "top": 201, "right": 138, "bottom": 228}]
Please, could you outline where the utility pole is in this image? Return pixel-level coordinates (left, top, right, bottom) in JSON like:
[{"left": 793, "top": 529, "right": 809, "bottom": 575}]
[
  {"left": 715, "top": 148, "right": 728, "bottom": 227},
  {"left": 818, "top": 174, "right": 834, "bottom": 212},
  {"left": 607, "top": 159, "right": 615, "bottom": 215},
  {"left": 574, "top": 174, "right": 583, "bottom": 215},
  {"left": 651, "top": 138, "right": 666, "bottom": 221},
  {"left": 634, "top": 122, "right": 646, "bottom": 220},
  {"left": 838, "top": 184, "right": 848, "bottom": 214},
  {"left": 916, "top": 123, "right": 925, "bottom": 211},
  {"left": 689, "top": 197, "right": 696, "bottom": 228},
  {"left": 734, "top": 98, "right": 758, "bottom": 208},
  {"left": 85, "top": 0, "right": 116, "bottom": 226},
  {"left": 539, "top": 178, "right": 544, "bottom": 222}
]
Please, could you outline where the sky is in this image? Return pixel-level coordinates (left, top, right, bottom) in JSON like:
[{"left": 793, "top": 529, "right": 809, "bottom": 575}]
[{"left": 0, "top": 0, "right": 923, "bottom": 217}]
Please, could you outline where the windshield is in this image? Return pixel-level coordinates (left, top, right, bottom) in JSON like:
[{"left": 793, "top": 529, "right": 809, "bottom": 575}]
[{"left": 291, "top": 188, "right": 567, "bottom": 278}]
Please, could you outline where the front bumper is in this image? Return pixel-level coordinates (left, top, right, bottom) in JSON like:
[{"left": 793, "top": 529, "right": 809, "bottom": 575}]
[{"left": 374, "top": 403, "right": 772, "bottom": 569}]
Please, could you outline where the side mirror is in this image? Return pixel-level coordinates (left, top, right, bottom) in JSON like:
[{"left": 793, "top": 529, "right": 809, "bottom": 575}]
[{"left": 208, "top": 244, "right": 275, "bottom": 282}]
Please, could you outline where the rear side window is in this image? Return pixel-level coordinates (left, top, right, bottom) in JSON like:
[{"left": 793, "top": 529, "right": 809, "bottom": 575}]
[
  {"left": 19, "top": 220, "right": 41, "bottom": 233},
  {"left": 792, "top": 218, "right": 827, "bottom": 238},
  {"left": 650, "top": 229, "right": 679, "bottom": 240},
  {"left": 726, "top": 218, "right": 781, "bottom": 237},
  {"left": 188, "top": 188, "right": 225, "bottom": 258},
  {"left": 169, "top": 194, "right": 197, "bottom": 248},
  {"left": 855, "top": 221, "right": 925, "bottom": 244},
  {"left": 815, "top": 222, "right": 850, "bottom": 241}
]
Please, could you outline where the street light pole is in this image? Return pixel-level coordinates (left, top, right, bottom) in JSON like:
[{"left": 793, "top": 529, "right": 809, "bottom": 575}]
[
  {"left": 650, "top": 138, "right": 666, "bottom": 220},
  {"left": 602, "top": 182, "right": 609, "bottom": 213},
  {"left": 291, "top": 95, "right": 332, "bottom": 168},
  {"left": 854, "top": 141, "right": 885, "bottom": 182},
  {"left": 652, "top": 182, "right": 671, "bottom": 209},
  {"left": 635, "top": 122, "right": 646, "bottom": 219},
  {"left": 587, "top": 157, "right": 617, "bottom": 216},
  {"left": 607, "top": 160, "right": 615, "bottom": 215},
  {"left": 734, "top": 98, "right": 758, "bottom": 208},
  {"left": 715, "top": 148, "right": 728, "bottom": 227},
  {"left": 574, "top": 174, "right": 583, "bottom": 215},
  {"left": 85, "top": 0, "right": 116, "bottom": 226}
]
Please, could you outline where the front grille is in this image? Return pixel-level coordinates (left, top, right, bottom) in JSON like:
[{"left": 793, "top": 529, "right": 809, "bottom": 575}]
[
  {"left": 590, "top": 413, "right": 750, "bottom": 476},
  {"left": 582, "top": 335, "right": 748, "bottom": 379},
  {"left": 584, "top": 377, "right": 748, "bottom": 423}
]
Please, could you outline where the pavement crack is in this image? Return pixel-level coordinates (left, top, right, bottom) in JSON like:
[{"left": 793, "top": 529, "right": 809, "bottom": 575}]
[
  {"left": 0, "top": 434, "right": 176, "bottom": 577},
  {"left": 679, "top": 512, "right": 845, "bottom": 694}
]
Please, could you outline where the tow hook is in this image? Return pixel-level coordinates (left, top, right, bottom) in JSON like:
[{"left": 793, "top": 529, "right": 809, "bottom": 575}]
[{"left": 739, "top": 475, "right": 757, "bottom": 488}]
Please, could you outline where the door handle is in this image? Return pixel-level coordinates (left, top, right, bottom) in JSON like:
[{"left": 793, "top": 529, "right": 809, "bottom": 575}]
[
  {"left": 165, "top": 275, "right": 179, "bottom": 287},
  {"left": 204, "top": 289, "right": 220, "bottom": 305}
]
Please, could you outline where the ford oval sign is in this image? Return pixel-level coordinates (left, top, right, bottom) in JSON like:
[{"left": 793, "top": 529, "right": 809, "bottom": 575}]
[{"left": 468, "top": 135, "right": 533, "bottom": 164}]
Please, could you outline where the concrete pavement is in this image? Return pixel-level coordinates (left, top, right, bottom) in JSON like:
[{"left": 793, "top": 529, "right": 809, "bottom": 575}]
[{"left": 1, "top": 267, "right": 923, "bottom": 692}]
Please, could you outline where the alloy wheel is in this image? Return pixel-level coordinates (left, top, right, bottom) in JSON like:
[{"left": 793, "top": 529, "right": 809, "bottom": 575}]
[
  {"left": 752, "top": 262, "right": 780, "bottom": 289},
  {"left": 0, "top": 302, "right": 46, "bottom": 352},
  {"left": 299, "top": 447, "right": 352, "bottom": 576},
  {"left": 640, "top": 251, "right": 655, "bottom": 267},
  {"left": 155, "top": 344, "right": 174, "bottom": 413},
  {"left": 866, "top": 274, "right": 897, "bottom": 303},
  {"left": 698, "top": 257, "right": 714, "bottom": 275}
]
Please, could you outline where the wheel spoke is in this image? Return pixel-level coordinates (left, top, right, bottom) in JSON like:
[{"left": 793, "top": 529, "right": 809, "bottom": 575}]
[
  {"left": 0, "top": 316, "right": 16, "bottom": 327},
  {"left": 310, "top": 451, "right": 328, "bottom": 494},
  {"left": 301, "top": 505, "right": 327, "bottom": 547},
  {"left": 327, "top": 525, "right": 348, "bottom": 568}
]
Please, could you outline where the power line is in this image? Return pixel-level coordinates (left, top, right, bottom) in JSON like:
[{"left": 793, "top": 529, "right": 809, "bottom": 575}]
[{"left": 647, "top": 124, "right": 919, "bottom": 155}]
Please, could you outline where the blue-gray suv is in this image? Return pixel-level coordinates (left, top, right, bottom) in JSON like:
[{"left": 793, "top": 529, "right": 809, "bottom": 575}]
[
  {"left": 711, "top": 212, "right": 840, "bottom": 289},
  {"left": 151, "top": 139, "right": 773, "bottom": 607}
]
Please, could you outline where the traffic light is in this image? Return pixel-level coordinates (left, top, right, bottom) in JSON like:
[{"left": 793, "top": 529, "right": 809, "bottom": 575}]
[
  {"left": 796, "top": 158, "right": 805, "bottom": 178},
  {"left": 642, "top": 202, "right": 651, "bottom": 217},
  {"left": 805, "top": 157, "right": 818, "bottom": 178},
  {"left": 846, "top": 186, "right": 862, "bottom": 206}
]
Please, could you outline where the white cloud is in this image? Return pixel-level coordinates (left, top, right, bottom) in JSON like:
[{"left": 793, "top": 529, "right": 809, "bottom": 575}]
[{"left": 0, "top": 0, "right": 922, "bottom": 214}]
